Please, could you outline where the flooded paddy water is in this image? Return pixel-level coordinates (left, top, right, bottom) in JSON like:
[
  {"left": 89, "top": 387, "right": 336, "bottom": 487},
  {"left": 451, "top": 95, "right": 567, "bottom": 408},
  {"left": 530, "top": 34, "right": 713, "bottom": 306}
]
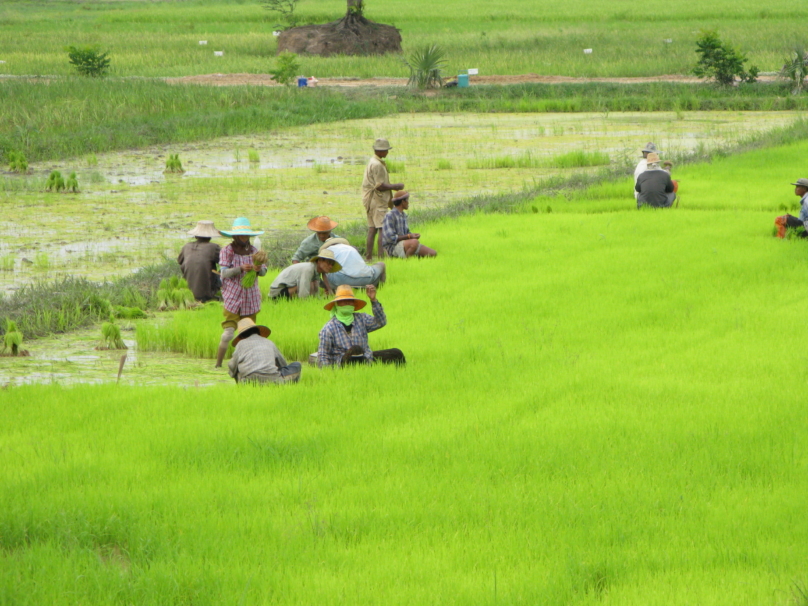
[{"left": 0, "top": 110, "right": 802, "bottom": 385}]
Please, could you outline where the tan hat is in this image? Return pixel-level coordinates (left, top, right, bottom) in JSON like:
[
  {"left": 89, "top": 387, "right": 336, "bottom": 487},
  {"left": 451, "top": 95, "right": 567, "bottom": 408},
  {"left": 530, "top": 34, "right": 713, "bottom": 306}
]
[
  {"left": 307, "top": 216, "right": 338, "bottom": 232},
  {"left": 392, "top": 190, "right": 410, "bottom": 204},
  {"left": 319, "top": 237, "right": 351, "bottom": 252},
  {"left": 231, "top": 318, "right": 271, "bottom": 345},
  {"left": 791, "top": 178, "right": 808, "bottom": 188},
  {"left": 324, "top": 285, "right": 366, "bottom": 311},
  {"left": 646, "top": 152, "right": 660, "bottom": 164},
  {"left": 309, "top": 249, "right": 342, "bottom": 273},
  {"left": 188, "top": 220, "right": 221, "bottom": 238},
  {"left": 373, "top": 138, "right": 392, "bottom": 151}
]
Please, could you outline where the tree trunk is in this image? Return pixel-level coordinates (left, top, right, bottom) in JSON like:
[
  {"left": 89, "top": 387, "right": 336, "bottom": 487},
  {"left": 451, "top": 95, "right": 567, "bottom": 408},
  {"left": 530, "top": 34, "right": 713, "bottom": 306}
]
[{"left": 347, "top": 0, "right": 363, "bottom": 10}]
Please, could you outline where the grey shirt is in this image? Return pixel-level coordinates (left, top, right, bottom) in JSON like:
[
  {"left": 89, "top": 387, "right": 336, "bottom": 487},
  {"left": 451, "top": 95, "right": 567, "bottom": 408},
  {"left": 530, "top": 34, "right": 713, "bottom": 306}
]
[
  {"left": 291, "top": 233, "right": 338, "bottom": 263},
  {"left": 228, "top": 335, "right": 289, "bottom": 383},
  {"left": 635, "top": 169, "right": 674, "bottom": 207},
  {"left": 270, "top": 262, "right": 317, "bottom": 298}
]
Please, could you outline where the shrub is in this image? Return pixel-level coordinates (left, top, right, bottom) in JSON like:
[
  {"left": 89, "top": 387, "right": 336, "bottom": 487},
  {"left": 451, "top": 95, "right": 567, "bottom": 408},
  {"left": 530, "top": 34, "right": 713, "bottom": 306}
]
[
  {"left": 66, "top": 45, "right": 111, "bottom": 77},
  {"left": 7, "top": 151, "right": 28, "bottom": 173},
  {"left": 780, "top": 46, "right": 808, "bottom": 94},
  {"left": 271, "top": 51, "right": 300, "bottom": 86},
  {"left": 405, "top": 44, "right": 447, "bottom": 89},
  {"left": 45, "top": 170, "right": 65, "bottom": 192},
  {"left": 692, "top": 30, "right": 758, "bottom": 85}
]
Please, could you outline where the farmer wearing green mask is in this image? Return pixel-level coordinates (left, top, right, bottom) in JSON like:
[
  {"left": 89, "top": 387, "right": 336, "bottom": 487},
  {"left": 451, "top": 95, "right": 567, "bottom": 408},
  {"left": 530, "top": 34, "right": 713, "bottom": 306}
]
[{"left": 316, "top": 284, "right": 405, "bottom": 367}]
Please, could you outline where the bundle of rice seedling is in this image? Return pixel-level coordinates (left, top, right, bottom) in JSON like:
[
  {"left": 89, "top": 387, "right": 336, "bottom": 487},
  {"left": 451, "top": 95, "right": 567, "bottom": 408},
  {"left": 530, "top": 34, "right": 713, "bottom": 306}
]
[
  {"left": 113, "top": 305, "right": 147, "bottom": 319},
  {"left": 100, "top": 319, "right": 126, "bottom": 350},
  {"left": 241, "top": 250, "right": 268, "bottom": 289},
  {"left": 2, "top": 319, "right": 28, "bottom": 356}
]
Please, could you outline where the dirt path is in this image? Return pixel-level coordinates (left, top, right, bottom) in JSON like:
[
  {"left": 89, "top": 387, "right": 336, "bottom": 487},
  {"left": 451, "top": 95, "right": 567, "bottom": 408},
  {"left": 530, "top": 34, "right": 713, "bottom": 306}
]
[{"left": 165, "top": 73, "right": 778, "bottom": 88}]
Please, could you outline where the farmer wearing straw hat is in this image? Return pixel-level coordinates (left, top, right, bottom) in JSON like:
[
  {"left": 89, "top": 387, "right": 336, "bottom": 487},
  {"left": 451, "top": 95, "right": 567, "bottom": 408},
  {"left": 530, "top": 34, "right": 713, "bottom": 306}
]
[
  {"left": 382, "top": 191, "right": 437, "bottom": 258},
  {"left": 177, "top": 220, "right": 221, "bottom": 302},
  {"left": 269, "top": 249, "right": 342, "bottom": 299},
  {"left": 291, "top": 216, "right": 340, "bottom": 264},
  {"left": 317, "top": 284, "right": 404, "bottom": 367},
  {"left": 318, "top": 237, "right": 386, "bottom": 289},
  {"left": 362, "top": 138, "right": 405, "bottom": 261},
  {"left": 635, "top": 152, "right": 676, "bottom": 209},
  {"left": 634, "top": 142, "right": 676, "bottom": 204},
  {"left": 215, "top": 217, "right": 268, "bottom": 368},
  {"left": 227, "top": 318, "right": 301, "bottom": 384},
  {"left": 774, "top": 178, "right": 808, "bottom": 238}
]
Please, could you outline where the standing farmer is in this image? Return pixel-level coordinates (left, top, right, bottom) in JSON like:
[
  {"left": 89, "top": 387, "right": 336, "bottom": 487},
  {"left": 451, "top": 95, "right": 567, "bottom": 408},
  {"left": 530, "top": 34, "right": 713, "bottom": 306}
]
[
  {"left": 216, "top": 217, "right": 267, "bottom": 368},
  {"left": 177, "top": 220, "right": 222, "bottom": 302},
  {"left": 362, "top": 138, "right": 404, "bottom": 261}
]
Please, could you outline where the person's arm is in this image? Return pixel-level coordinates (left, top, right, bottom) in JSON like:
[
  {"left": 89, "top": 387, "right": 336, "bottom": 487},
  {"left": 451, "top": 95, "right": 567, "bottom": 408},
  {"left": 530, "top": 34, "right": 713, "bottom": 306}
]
[
  {"left": 665, "top": 176, "right": 674, "bottom": 193},
  {"left": 221, "top": 266, "right": 242, "bottom": 279},
  {"left": 382, "top": 215, "right": 399, "bottom": 248},
  {"left": 297, "top": 264, "right": 314, "bottom": 298},
  {"left": 291, "top": 235, "right": 312, "bottom": 263},
  {"left": 376, "top": 181, "right": 405, "bottom": 192},
  {"left": 318, "top": 326, "right": 335, "bottom": 368},
  {"left": 362, "top": 285, "right": 387, "bottom": 333},
  {"left": 634, "top": 177, "right": 642, "bottom": 193},
  {"left": 177, "top": 249, "right": 185, "bottom": 265},
  {"left": 227, "top": 348, "right": 239, "bottom": 380}
]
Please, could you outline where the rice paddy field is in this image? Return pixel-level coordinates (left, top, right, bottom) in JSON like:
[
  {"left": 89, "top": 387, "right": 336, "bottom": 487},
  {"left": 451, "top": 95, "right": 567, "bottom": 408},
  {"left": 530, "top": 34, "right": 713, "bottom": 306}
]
[{"left": 2, "top": 0, "right": 808, "bottom": 77}]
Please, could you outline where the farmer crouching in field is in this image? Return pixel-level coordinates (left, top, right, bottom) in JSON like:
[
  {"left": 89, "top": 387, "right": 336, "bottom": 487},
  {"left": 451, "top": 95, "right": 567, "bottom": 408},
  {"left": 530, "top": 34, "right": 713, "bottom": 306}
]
[
  {"left": 774, "top": 178, "right": 808, "bottom": 239},
  {"left": 319, "top": 238, "right": 386, "bottom": 289},
  {"left": 269, "top": 249, "right": 341, "bottom": 300},
  {"left": 635, "top": 153, "right": 676, "bottom": 209},
  {"left": 291, "top": 216, "right": 340, "bottom": 263},
  {"left": 317, "top": 284, "right": 404, "bottom": 367},
  {"left": 228, "top": 318, "right": 301, "bottom": 384},
  {"left": 634, "top": 143, "right": 677, "bottom": 205},
  {"left": 382, "top": 191, "right": 437, "bottom": 259},
  {"left": 362, "top": 138, "right": 405, "bottom": 260},
  {"left": 177, "top": 220, "right": 221, "bottom": 302},
  {"left": 216, "top": 217, "right": 268, "bottom": 368}
]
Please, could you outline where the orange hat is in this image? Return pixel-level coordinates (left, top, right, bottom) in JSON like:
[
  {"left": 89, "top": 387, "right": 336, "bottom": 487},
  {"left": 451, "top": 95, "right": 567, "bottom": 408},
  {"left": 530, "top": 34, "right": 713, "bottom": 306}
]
[
  {"left": 307, "top": 216, "right": 338, "bottom": 232},
  {"left": 324, "top": 285, "right": 367, "bottom": 312}
]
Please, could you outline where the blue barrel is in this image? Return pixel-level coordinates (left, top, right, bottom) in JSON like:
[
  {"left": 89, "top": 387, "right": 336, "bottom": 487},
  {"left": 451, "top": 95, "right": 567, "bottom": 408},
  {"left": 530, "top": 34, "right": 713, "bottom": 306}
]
[
  {"left": 297, "top": 77, "right": 308, "bottom": 87},
  {"left": 458, "top": 74, "right": 469, "bottom": 88}
]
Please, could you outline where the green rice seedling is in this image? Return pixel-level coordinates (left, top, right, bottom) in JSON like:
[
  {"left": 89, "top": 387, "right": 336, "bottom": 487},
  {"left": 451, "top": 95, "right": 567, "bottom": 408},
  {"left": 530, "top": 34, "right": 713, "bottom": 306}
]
[
  {"left": 547, "top": 150, "right": 610, "bottom": 168},
  {"left": 45, "top": 170, "right": 65, "bottom": 192},
  {"left": 100, "top": 318, "right": 126, "bottom": 349},
  {"left": 248, "top": 148, "right": 260, "bottom": 163},
  {"left": 435, "top": 159, "right": 452, "bottom": 170},
  {"left": 33, "top": 252, "right": 50, "bottom": 271},
  {"left": 0, "top": 255, "right": 14, "bottom": 272},
  {"left": 164, "top": 153, "right": 184, "bottom": 173},
  {"left": 1, "top": 318, "right": 26, "bottom": 356},
  {"left": 65, "top": 172, "right": 79, "bottom": 193},
  {"left": 242, "top": 250, "right": 268, "bottom": 289},
  {"left": 113, "top": 305, "right": 147, "bottom": 319},
  {"left": 86, "top": 153, "right": 98, "bottom": 167},
  {"left": 386, "top": 159, "right": 405, "bottom": 174},
  {"left": 6, "top": 151, "right": 28, "bottom": 173},
  {"left": 312, "top": 162, "right": 331, "bottom": 174}
]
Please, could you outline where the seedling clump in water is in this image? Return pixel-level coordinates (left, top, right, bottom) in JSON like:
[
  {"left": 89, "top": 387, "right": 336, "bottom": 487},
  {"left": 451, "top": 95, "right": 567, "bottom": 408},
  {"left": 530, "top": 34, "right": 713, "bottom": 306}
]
[
  {"left": 165, "top": 154, "right": 184, "bottom": 173},
  {"left": 2, "top": 319, "right": 29, "bottom": 356},
  {"left": 7, "top": 151, "right": 29, "bottom": 173},
  {"left": 66, "top": 172, "right": 79, "bottom": 193},
  {"left": 156, "top": 276, "right": 196, "bottom": 310},
  {"left": 46, "top": 170, "right": 65, "bottom": 192},
  {"left": 100, "top": 317, "right": 126, "bottom": 350}
]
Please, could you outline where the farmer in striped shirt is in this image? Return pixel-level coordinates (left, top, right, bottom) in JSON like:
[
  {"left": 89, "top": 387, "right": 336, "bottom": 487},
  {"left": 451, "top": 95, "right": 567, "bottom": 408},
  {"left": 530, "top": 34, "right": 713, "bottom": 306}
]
[
  {"left": 317, "top": 285, "right": 404, "bottom": 367},
  {"left": 382, "top": 191, "right": 437, "bottom": 258},
  {"left": 216, "top": 217, "right": 267, "bottom": 368}
]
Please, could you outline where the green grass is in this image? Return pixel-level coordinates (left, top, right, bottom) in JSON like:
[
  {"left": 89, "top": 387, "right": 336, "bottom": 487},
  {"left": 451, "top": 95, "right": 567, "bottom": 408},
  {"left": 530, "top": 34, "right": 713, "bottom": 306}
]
[
  {"left": 2, "top": 0, "right": 808, "bottom": 77},
  {"left": 467, "top": 150, "right": 609, "bottom": 169}
]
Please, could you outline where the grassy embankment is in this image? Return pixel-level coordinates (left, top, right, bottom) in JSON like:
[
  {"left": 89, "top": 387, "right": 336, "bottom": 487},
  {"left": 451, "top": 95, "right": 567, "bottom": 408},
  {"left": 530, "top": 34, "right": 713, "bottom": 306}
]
[
  {"left": 1, "top": 0, "right": 808, "bottom": 77},
  {"left": 4, "top": 183, "right": 808, "bottom": 603}
]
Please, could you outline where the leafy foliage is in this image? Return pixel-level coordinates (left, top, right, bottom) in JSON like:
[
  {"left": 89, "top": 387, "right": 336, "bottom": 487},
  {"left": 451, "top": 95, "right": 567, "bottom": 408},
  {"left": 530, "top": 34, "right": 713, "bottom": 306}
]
[
  {"left": 692, "top": 30, "right": 758, "bottom": 86},
  {"left": 405, "top": 44, "right": 447, "bottom": 89},
  {"left": 66, "top": 45, "right": 110, "bottom": 77},
  {"left": 45, "top": 170, "right": 65, "bottom": 192},
  {"left": 271, "top": 51, "right": 300, "bottom": 86},
  {"left": 780, "top": 46, "right": 808, "bottom": 94},
  {"left": 6, "top": 151, "right": 28, "bottom": 173}
]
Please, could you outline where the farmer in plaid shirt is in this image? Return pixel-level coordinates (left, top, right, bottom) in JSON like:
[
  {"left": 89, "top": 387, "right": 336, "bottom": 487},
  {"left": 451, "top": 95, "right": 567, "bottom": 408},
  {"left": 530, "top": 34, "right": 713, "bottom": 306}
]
[
  {"left": 215, "top": 217, "right": 267, "bottom": 368},
  {"left": 381, "top": 191, "right": 437, "bottom": 258},
  {"left": 317, "top": 285, "right": 405, "bottom": 367}
]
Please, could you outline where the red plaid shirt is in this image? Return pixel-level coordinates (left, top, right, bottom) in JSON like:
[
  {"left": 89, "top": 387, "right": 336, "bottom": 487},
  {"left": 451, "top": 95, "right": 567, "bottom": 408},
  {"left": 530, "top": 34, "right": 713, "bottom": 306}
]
[{"left": 219, "top": 244, "right": 265, "bottom": 315}]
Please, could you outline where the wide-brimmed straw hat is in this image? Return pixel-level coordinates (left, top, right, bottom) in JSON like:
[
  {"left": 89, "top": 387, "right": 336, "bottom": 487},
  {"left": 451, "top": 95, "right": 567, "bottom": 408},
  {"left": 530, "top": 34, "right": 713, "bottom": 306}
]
[
  {"left": 318, "top": 237, "right": 351, "bottom": 252},
  {"left": 392, "top": 190, "right": 410, "bottom": 204},
  {"left": 307, "top": 216, "right": 338, "bottom": 232},
  {"left": 187, "top": 220, "right": 221, "bottom": 238},
  {"left": 791, "top": 178, "right": 808, "bottom": 188},
  {"left": 309, "top": 249, "right": 342, "bottom": 273},
  {"left": 373, "top": 138, "right": 392, "bottom": 151},
  {"left": 642, "top": 142, "right": 658, "bottom": 154},
  {"left": 324, "top": 285, "right": 366, "bottom": 312},
  {"left": 219, "top": 217, "right": 264, "bottom": 237},
  {"left": 645, "top": 152, "right": 660, "bottom": 164},
  {"left": 232, "top": 318, "right": 271, "bottom": 345}
]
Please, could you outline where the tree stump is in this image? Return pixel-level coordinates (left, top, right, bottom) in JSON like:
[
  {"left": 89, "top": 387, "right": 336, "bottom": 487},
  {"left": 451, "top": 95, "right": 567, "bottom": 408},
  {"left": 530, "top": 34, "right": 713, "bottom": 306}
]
[{"left": 277, "top": 12, "right": 402, "bottom": 57}]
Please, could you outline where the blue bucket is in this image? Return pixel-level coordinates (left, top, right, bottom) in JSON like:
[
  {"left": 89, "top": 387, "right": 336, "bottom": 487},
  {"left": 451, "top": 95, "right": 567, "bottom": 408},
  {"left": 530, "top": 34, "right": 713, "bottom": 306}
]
[
  {"left": 458, "top": 74, "right": 469, "bottom": 88},
  {"left": 297, "top": 77, "right": 308, "bottom": 87}
]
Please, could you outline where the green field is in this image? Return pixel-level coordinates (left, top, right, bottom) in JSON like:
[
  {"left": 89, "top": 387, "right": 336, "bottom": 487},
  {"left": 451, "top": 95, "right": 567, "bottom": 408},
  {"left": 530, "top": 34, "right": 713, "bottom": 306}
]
[{"left": 2, "top": 0, "right": 808, "bottom": 77}]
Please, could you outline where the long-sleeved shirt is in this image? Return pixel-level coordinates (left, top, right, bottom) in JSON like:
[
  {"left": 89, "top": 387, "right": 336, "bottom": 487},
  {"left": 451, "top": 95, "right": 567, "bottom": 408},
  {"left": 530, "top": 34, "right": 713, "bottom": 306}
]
[
  {"left": 317, "top": 300, "right": 386, "bottom": 367},
  {"left": 270, "top": 262, "right": 317, "bottom": 298},
  {"left": 228, "top": 334, "right": 290, "bottom": 383},
  {"left": 800, "top": 193, "right": 808, "bottom": 228},
  {"left": 327, "top": 244, "right": 376, "bottom": 279},
  {"left": 291, "top": 232, "right": 339, "bottom": 263},
  {"left": 362, "top": 155, "right": 392, "bottom": 211},
  {"left": 635, "top": 169, "right": 674, "bottom": 208},
  {"left": 177, "top": 240, "right": 221, "bottom": 301},
  {"left": 219, "top": 244, "right": 267, "bottom": 315},
  {"left": 382, "top": 208, "right": 410, "bottom": 255}
]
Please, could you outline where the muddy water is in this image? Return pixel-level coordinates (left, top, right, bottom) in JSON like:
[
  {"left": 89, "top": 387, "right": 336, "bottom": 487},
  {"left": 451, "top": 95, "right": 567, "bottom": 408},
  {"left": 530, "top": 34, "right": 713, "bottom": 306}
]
[{"left": 0, "top": 111, "right": 801, "bottom": 294}]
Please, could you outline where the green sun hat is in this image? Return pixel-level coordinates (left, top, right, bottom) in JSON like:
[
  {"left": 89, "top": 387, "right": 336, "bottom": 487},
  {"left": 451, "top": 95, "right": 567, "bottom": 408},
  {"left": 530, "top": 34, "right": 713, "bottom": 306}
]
[{"left": 219, "top": 217, "right": 264, "bottom": 237}]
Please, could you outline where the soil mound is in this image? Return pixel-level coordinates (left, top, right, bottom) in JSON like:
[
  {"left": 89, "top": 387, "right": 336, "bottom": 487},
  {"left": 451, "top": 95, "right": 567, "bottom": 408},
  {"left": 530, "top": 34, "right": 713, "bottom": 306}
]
[{"left": 277, "top": 14, "right": 401, "bottom": 57}]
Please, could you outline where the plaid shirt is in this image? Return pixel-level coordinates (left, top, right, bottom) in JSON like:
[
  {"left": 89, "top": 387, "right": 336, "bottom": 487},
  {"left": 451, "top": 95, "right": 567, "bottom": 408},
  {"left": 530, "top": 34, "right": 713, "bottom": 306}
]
[
  {"left": 219, "top": 244, "right": 265, "bottom": 315},
  {"left": 317, "top": 300, "right": 386, "bottom": 367},
  {"left": 382, "top": 208, "right": 409, "bottom": 255}
]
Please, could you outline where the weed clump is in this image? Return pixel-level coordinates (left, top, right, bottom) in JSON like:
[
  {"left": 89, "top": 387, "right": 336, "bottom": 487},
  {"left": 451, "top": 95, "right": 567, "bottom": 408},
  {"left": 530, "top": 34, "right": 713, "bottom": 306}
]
[
  {"left": 45, "top": 170, "right": 65, "bottom": 192},
  {"left": 164, "top": 154, "right": 184, "bottom": 173}
]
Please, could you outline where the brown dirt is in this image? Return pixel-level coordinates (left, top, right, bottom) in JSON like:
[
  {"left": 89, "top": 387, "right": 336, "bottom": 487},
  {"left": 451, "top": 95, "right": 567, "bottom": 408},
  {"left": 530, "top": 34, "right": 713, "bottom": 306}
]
[
  {"left": 164, "top": 73, "right": 778, "bottom": 88},
  {"left": 277, "top": 14, "right": 401, "bottom": 57}
]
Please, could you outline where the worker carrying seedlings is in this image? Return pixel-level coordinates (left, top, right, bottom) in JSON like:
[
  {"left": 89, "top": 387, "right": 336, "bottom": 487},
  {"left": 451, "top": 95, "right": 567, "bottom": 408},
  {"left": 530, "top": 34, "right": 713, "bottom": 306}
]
[
  {"left": 177, "top": 220, "right": 222, "bottom": 302},
  {"left": 362, "top": 138, "right": 404, "bottom": 261},
  {"left": 216, "top": 217, "right": 268, "bottom": 368},
  {"left": 228, "top": 318, "right": 301, "bottom": 384},
  {"left": 318, "top": 238, "right": 386, "bottom": 289},
  {"left": 635, "top": 152, "right": 677, "bottom": 209},
  {"left": 317, "top": 284, "right": 404, "bottom": 368},
  {"left": 381, "top": 191, "right": 437, "bottom": 259},
  {"left": 634, "top": 142, "right": 677, "bottom": 206},
  {"left": 774, "top": 178, "right": 808, "bottom": 239},
  {"left": 269, "top": 249, "right": 341, "bottom": 300},
  {"left": 291, "top": 216, "right": 340, "bottom": 263}
]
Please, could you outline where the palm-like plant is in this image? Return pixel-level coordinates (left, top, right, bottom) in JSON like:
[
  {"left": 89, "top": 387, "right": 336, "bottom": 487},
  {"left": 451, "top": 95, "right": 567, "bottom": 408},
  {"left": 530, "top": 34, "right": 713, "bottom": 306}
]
[
  {"left": 780, "top": 46, "right": 808, "bottom": 94},
  {"left": 405, "top": 44, "right": 447, "bottom": 89}
]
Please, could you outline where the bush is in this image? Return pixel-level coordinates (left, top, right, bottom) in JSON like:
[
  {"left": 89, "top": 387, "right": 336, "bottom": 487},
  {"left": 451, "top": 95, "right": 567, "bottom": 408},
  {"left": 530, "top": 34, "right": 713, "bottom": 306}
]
[
  {"left": 405, "top": 44, "right": 447, "bottom": 89},
  {"left": 692, "top": 30, "right": 758, "bottom": 86},
  {"left": 66, "top": 45, "right": 111, "bottom": 77},
  {"left": 780, "top": 46, "right": 808, "bottom": 94},
  {"left": 271, "top": 51, "right": 300, "bottom": 86}
]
